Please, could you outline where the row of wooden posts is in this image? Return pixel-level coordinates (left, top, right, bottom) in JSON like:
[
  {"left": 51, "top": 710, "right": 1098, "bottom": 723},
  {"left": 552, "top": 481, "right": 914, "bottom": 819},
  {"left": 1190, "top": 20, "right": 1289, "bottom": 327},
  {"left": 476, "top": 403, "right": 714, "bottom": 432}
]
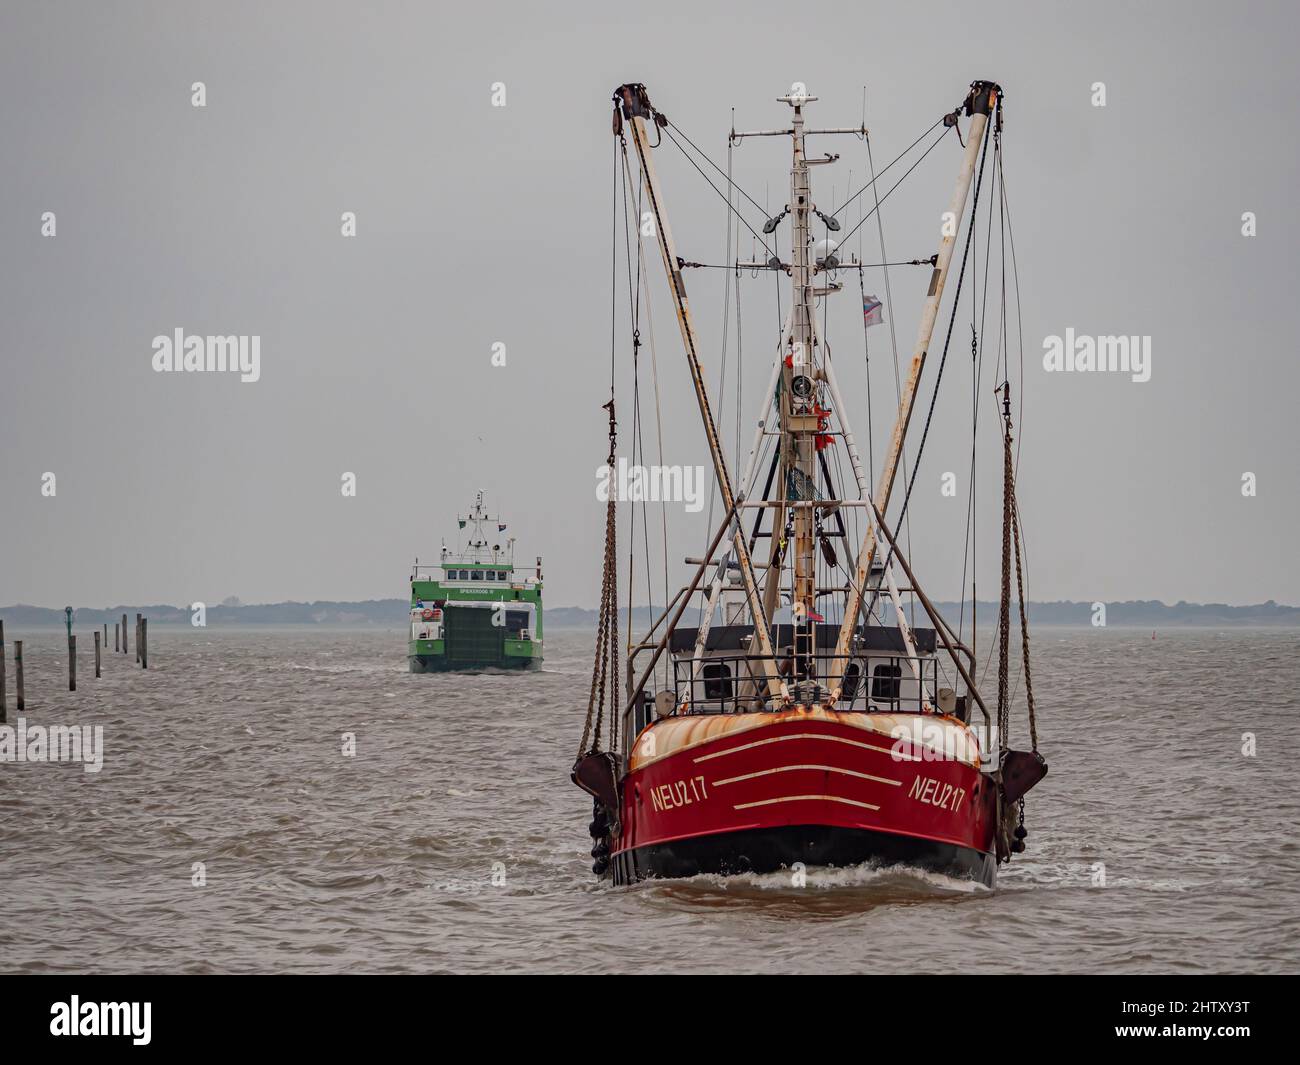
[{"left": 0, "top": 613, "right": 149, "bottom": 723}]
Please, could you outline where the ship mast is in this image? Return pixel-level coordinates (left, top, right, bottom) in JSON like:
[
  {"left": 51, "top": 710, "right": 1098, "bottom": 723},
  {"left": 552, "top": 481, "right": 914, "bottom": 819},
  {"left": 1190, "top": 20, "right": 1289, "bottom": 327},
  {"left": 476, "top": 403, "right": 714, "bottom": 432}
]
[
  {"left": 739, "top": 88, "right": 858, "bottom": 679},
  {"left": 782, "top": 88, "right": 822, "bottom": 674}
]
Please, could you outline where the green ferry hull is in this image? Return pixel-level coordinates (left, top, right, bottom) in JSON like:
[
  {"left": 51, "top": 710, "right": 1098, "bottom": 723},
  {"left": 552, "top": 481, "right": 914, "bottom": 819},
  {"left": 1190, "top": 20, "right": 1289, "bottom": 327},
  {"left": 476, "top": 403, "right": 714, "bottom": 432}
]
[{"left": 408, "top": 649, "right": 543, "bottom": 673}]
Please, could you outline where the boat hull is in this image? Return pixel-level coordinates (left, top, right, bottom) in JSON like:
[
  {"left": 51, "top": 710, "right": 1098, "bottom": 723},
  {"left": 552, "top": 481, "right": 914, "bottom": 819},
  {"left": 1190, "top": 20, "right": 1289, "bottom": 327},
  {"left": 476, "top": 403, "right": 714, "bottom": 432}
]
[
  {"left": 408, "top": 652, "right": 542, "bottom": 673},
  {"left": 611, "top": 707, "right": 996, "bottom": 887},
  {"left": 613, "top": 822, "right": 994, "bottom": 886}
]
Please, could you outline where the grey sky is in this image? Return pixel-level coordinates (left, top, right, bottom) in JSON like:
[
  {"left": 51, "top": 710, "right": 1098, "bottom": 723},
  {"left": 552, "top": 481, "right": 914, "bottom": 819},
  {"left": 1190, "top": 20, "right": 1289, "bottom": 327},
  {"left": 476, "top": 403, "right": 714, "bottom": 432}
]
[{"left": 1, "top": 0, "right": 1296, "bottom": 610}]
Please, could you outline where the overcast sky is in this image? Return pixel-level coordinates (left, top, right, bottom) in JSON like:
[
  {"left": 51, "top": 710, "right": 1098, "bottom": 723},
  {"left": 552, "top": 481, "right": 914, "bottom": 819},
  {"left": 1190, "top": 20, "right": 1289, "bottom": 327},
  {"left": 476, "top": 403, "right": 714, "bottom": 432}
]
[{"left": 1, "top": 0, "right": 1296, "bottom": 610}]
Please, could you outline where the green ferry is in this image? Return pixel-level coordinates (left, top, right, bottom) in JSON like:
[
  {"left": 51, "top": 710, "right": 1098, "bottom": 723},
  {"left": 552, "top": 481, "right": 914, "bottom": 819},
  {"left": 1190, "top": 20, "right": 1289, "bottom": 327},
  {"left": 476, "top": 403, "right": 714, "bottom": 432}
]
[{"left": 408, "top": 492, "right": 543, "bottom": 672}]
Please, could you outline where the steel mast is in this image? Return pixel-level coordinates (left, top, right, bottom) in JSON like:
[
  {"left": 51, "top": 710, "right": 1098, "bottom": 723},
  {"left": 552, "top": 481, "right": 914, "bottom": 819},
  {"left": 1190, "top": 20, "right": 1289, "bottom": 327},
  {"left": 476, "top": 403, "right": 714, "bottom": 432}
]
[{"left": 783, "top": 89, "right": 819, "bottom": 675}]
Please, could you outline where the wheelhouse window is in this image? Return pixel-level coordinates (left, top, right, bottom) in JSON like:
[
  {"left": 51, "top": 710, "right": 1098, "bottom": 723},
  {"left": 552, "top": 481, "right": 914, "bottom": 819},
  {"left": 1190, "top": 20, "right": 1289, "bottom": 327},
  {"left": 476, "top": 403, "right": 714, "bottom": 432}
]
[
  {"left": 702, "top": 662, "right": 733, "bottom": 701},
  {"left": 471, "top": 569, "right": 483, "bottom": 580},
  {"left": 486, "top": 571, "right": 497, "bottom": 581},
  {"left": 842, "top": 661, "right": 863, "bottom": 702},
  {"left": 871, "top": 663, "right": 902, "bottom": 702}
]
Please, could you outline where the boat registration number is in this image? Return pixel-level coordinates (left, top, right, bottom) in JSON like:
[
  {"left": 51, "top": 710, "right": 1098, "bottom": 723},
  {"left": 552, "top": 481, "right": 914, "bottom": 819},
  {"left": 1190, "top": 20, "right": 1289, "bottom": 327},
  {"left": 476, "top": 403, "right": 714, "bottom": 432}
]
[
  {"left": 908, "top": 775, "right": 967, "bottom": 813},
  {"left": 649, "top": 776, "right": 709, "bottom": 813}
]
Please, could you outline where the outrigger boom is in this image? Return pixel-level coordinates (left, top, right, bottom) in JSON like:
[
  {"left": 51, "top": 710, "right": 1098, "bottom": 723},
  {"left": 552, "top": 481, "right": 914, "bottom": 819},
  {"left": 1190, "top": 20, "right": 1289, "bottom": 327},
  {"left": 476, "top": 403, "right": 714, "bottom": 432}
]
[{"left": 615, "top": 84, "right": 785, "bottom": 703}]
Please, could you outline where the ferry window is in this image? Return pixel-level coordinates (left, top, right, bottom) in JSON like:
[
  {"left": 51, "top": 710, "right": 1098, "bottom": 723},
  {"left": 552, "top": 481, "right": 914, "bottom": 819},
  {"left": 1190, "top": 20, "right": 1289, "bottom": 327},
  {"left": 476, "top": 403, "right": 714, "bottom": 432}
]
[
  {"left": 702, "top": 662, "right": 733, "bottom": 701},
  {"left": 486, "top": 571, "right": 497, "bottom": 581},
  {"left": 871, "top": 663, "right": 902, "bottom": 702},
  {"left": 498, "top": 571, "right": 508, "bottom": 581},
  {"left": 505, "top": 610, "right": 530, "bottom": 635},
  {"left": 472, "top": 569, "right": 483, "bottom": 580}
]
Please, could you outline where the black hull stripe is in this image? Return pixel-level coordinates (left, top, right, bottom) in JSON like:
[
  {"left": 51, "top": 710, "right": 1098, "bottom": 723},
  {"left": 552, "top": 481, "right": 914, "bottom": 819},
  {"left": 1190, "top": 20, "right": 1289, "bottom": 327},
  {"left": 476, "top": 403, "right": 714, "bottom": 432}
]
[{"left": 612, "top": 823, "right": 995, "bottom": 888}]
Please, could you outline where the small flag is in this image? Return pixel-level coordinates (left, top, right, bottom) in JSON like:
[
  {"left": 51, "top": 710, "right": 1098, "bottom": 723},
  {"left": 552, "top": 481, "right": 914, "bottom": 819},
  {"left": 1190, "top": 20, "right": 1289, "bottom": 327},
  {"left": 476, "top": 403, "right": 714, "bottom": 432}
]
[
  {"left": 498, "top": 523, "right": 507, "bottom": 532},
  {"left": 863, "top": 294, "right": 883, "bottom": 327},
  {"left": 458, "top": 519, "right": 466, "bottom": 529}
]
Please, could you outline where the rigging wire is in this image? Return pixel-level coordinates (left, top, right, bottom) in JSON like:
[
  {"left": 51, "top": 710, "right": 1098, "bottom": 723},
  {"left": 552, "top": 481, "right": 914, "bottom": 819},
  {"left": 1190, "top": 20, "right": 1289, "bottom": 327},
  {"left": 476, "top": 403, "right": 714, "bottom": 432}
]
[
  {"left": 617, "top": 138, "right": 640, "bottom": 663},
  {"left": 958, "top": 126, "right": 998, "bottom": 647},
  {"left": 662, "top": 126, "right": 775, "bottom": 255},
  {"left": 831, "top": 115, "right": 946, "bottom": 219},
  {"left": 833, "top": 126, "right": 952, "bottom": 250},
  {"left": 702, "top": 124, "right": 740, "bottom": 623},
  {"left": 666, "top": 117, "right": 773, "bottom": 222},
  {"left": 863, "top": 105, "right": 993, "bottom": 630},
  {"left": 678, "top": 259, "right": 930, "bottom": 271},
  {"left": 635, "top": 174, "right": 674, "bottom": 685},
  {"left": 865, "top": 126, "right": 919, "bottom": 632}
]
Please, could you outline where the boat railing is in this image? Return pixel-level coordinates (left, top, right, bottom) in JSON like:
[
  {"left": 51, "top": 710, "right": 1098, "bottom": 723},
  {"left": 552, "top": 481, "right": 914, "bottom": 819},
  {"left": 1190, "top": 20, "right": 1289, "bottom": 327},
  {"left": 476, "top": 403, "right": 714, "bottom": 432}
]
[{"left": 622, "top": 651, "right": 944, "bottom": 751}]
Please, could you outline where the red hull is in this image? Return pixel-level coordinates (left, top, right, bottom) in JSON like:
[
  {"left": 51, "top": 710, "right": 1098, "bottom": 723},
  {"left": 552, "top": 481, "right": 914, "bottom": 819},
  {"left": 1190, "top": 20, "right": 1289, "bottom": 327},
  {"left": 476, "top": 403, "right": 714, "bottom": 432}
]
[{"left": 613, "top": 708, "right": 997, "bottom": 885}]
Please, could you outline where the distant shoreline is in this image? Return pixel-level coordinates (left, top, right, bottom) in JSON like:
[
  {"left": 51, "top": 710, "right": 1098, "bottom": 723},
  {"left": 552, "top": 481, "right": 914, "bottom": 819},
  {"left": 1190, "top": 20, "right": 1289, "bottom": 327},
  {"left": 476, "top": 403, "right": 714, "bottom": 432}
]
[{"left": 2, "top": 599, "right": 1297, "bottom": 628}]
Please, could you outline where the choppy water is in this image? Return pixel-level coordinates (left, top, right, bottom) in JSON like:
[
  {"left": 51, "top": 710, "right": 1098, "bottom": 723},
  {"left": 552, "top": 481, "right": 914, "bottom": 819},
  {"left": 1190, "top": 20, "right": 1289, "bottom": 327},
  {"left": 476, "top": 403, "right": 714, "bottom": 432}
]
[{"left": 0, "top": 626, "right": 1296, "bottom": 973}]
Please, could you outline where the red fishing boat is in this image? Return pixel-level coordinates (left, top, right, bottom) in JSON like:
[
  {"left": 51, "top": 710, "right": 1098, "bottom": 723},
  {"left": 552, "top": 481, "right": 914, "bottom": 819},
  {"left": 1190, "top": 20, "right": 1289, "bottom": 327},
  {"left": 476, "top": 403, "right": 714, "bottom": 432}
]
[{"left": 574, "top": 81, "right": 1046, "bottom": 887}]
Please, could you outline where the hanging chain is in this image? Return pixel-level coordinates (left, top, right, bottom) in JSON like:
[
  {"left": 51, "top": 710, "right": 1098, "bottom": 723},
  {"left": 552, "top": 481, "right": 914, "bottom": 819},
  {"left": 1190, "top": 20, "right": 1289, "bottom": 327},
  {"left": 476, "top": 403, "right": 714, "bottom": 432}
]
[
  {"left": 996, "top": 381, "right": 1013, "bottom": 753},
  {"left": 1012, "top": 492, "right": 1038, "bottom": 753},
  {"left": 997, "top": 379, "right": 1038, "bottom": 755},
  {"left": 580, "top": 398, "right": 621, "bottom": 758}
]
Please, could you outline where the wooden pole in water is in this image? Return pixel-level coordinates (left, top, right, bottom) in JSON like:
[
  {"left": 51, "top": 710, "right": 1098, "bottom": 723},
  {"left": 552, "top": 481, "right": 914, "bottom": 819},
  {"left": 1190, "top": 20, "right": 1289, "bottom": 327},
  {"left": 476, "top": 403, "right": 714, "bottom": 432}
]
[
  {"left": 115, "top": 623, "right": 119, "bottom": 652},
  {"left": 141, "top": 618, "right": 148, "bottom": 670},
  {"left": 69, "top": 634, "right": 76, "bottom": 691},
  {"left": 94, "top": 631, "right": 102, "bottom": 678},
  {"left": 122, "top": 613, "right": 128, "bottom": 654},
  {"left": 15, "top": 640, "right": 24, "bottom": 712},
  {"left": 135, "top": 614, "right": 141, "bottom": 663},
  {"left": 103, "top": 622, "right": 107, "bottom": 648},
  {"left": 0, "top": 620, "right": 6, "bottom": 724}
]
